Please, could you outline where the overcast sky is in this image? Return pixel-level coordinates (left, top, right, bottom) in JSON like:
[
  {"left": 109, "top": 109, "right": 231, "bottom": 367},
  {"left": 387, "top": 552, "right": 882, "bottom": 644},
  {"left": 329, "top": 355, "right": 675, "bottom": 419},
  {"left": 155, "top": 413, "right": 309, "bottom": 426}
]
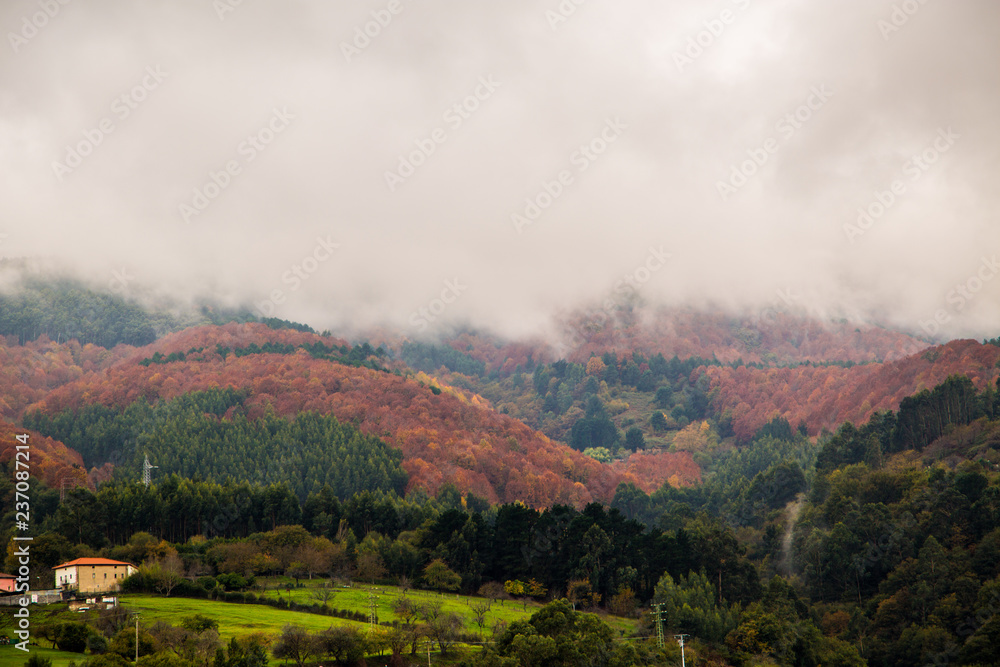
[{"left": 1, "top": 0, "right": 997, "bottom": 341}]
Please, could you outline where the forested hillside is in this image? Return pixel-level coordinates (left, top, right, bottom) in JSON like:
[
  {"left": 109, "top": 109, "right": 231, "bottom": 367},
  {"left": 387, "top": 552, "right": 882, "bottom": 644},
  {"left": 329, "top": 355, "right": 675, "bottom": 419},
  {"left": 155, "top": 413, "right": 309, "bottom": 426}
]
[
  {"left": 24, "top": 388, "right": 409, "bottom": 500},
  {"left": 787, "top": 377, "right": 1000, "bottom": 665},
  {"left": 705, "top": 339, "right": 1000, "bottom": 442},
  {"left": 7, "top": 373, "right": 1000, "bottom": 664},
  {"left": 0, "top": 419, "right": 89, "bottom": 489},
  {"left": 22, "top": 322, "right": 704, "bottom": 505},
  {"left": 383, "top": 333, "right": 1000, "bottom": 469},
  {"left": 6, "top": 281, "right": 1000, "bottom": 664},
  {"left": 550, "top": 308, "right": 928, "bottom": 366},
  {"left": 0, "top": 334, "right": 134, "bottom": 419},
  {"left": 379, "top": 308, "right": 928, "bottom": 376},
  {"left": 0, "top": 276, "right": 158, "bottom": 346}
]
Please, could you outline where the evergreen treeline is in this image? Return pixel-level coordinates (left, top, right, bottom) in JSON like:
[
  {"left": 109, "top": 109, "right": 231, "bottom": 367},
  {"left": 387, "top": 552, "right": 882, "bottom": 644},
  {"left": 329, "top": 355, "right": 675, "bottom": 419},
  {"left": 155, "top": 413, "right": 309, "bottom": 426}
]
[
  {"left": 635, "top": 419, "right": 814, "bottom": 530},
  {"left": 790, "top": 376, "right": 1000, "bottom": 665},
  {"left": 137, "top": 340, "right": 388, "bottom": 371},
  {"left": 479, "top": 351, "right": 717, "bottom": 451},
  {"left": 816, "top": 374, "right": 999, "bottom": 474},
  {"left": 2, "top": 474, "right": 763, "bottom": 614},
  {"left": 0, "top": 275, "right": 301, "bottom": 349},
  {"left": 23, "top": 389, "right": 407, "bottom": 500},
  {"left": 0, "top": 277, "right": 158, "bottom": 346},
  {"left": 531, "top": 353, "right": 714, "bottom": 419},
  {"left": 399, "top": 341, "right": 487, "bottom": 377}
]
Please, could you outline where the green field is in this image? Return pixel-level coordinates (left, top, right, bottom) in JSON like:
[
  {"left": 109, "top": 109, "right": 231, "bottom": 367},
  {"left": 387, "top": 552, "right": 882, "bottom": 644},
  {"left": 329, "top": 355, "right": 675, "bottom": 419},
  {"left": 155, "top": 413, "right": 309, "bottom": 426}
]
[
  {"left": 1, "top": 583, "right": 638, "bottom": 666},
  {"left": 124, "top": 595, "right": 367, "bottom": 642},
  {"left": 0, "top": 645, "right": 84, "bottom": 667},
  {"left": 252, "top": 579, "right": 536, "bottom": 635},
  {"left": 251, "top": 578, "right": 638, "bottom": 636}
]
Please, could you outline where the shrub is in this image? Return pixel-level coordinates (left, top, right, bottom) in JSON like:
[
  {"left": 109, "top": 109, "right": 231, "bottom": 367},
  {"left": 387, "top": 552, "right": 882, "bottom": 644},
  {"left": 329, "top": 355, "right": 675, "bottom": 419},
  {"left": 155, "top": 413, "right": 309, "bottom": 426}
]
[
  {"left": 55, "top": 622, "right": 91, "bottom": 653},
  {"left": 87, "top": 634, "right": 109, "bottom": 655}
]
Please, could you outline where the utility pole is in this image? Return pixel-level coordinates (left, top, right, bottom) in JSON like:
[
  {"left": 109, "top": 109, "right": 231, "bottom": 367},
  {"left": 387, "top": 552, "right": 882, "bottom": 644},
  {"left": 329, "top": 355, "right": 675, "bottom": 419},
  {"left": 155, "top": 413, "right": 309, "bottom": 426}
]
[
  {"left": 135, "top": 615, "right": 140, "bottom": 663},
  {"left": 652, "top": 603, "right": 665, "bottom": 649},
  {"left": 675, "top": 634, "right": 689, "bottom": 667},
  {"left": 367, "top": 590, "right": 379, "bottom": 630}
]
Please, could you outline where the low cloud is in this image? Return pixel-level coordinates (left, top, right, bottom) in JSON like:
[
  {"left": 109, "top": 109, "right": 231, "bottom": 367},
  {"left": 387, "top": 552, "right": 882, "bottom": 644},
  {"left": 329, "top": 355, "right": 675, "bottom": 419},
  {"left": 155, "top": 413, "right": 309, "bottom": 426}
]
[{"left": 1, "top": 0, "right": 997, "bottom": 342}]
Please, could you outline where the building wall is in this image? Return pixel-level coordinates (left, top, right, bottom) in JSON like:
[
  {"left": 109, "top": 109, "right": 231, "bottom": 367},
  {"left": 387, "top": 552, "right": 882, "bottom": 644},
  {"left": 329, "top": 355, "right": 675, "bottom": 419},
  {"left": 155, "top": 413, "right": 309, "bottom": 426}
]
[
  {"left": 57, "top": 565, "right": 135, "bottom": 593},
  {"left": 0, "top": 578, "right": 16, "bottom": 593}
]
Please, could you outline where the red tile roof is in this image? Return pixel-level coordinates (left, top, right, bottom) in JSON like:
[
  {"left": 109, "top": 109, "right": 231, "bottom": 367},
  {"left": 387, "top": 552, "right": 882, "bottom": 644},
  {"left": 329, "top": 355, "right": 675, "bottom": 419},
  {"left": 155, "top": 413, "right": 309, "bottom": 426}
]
[
  {"left": 0, "top": 573, "right": 16, "bottom": 579},
  {"left": 52, "top": 558, "right": 135, "bottom": 570}
]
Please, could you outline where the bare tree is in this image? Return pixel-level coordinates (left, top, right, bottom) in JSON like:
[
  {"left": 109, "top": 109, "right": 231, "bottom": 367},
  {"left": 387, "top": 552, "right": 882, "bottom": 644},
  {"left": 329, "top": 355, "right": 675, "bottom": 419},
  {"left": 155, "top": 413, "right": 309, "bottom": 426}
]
[
  {"left": 96, "top": 605, "right": 134, "bottom": 637},
  {"left": 418, "top": 601, "right": 442, "bottom": 625},
  {"left": 272, "top": 624, "right": 321, "bottom": 667},
  {"left": 426, "top": 612, "right": 463, "bottom": 656},
  {"left": 316, "top": 626, "right": 366, "bottom": 665},
  {"left": 393, "top": 598, "right": 422, "bottom": 655},
  {"left": 309, "top": 582, "right": 336, "bottom": 607},
  {"left": 192, "top": 629, "right": 220, "bottom": 667},
  {"left": 478, "top": 581, "right": 506, "bottom": 605},
  {"left": 294, "top": 543, "right": 332, "bottom": 580},
  {"left": 149, "top": 553, "right": 185, "bottom": 597},
  {"left": 355, "top": 551, "right": 386, "bottom": 584},
  {"left": 383, "top": 625, "right": 410, "bottom": 664},
  {"left": 469, "top": 599, "right": 492, "bottom": 632},
  {"left": 149, "top": 620, "right": 185, "bottom": 655}
]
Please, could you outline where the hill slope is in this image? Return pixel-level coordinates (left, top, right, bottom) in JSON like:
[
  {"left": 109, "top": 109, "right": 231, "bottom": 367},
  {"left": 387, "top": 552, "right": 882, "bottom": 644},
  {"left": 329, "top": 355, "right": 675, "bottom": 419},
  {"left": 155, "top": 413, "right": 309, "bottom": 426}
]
[
  {"left": 0, "top": 419, "right": 90, "bottom": 489},
  {"left": 706, "top": 339, "right": 1000, "bottom": 441},
  {"left": 23, "top": 323, "right": 701, "bottom": 505},
  {"left": 386, "top": 307, "right": 930, "bottom": 376}
]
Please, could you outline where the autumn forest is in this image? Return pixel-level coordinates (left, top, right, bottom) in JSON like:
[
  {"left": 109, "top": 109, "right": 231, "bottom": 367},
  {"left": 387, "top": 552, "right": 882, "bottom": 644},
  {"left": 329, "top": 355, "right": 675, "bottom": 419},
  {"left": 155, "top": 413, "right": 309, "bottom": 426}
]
[{"left": 3, "top": 276, "right": 1000, "bottom": 666}]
